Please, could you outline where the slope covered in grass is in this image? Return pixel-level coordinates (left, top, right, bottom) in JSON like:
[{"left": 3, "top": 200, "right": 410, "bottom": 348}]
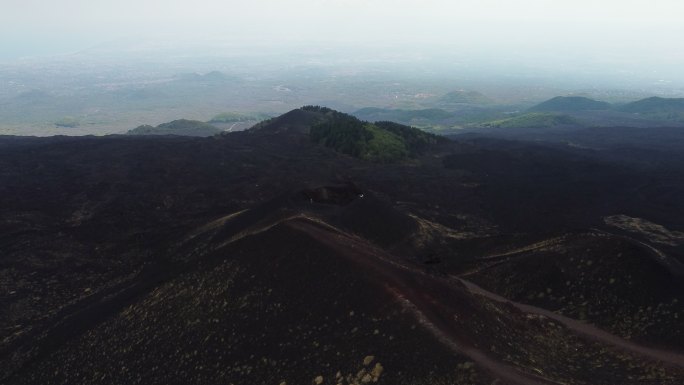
[{"left": 307, "top": 107, "right": 443, "bottom": 162}]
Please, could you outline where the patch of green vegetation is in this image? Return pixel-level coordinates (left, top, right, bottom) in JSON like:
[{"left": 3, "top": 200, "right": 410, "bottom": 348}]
[
  {"left": 301, "top": 105, "right": 336, "bottom": 113},
  {"left": 308, "top": 107, "right": 442, "bottom": 163},
  {"left": 127, "top": 119, "right": 222, "bottom": 137},
  {"left": 374, "top": 121, "right": 446, "bottom": 153},
  {"left": 363, "top": 124, "right": 409, "bottom": 162},
  {"left": 310, "top": 113, "right": 375, "bottom": 157},
  {"left": 529, "top": 96, "right": 612, "bottom": 112},
  {"left": 208, "top": 112, "right": 271, "bottom": 123},
  {"left": 483, "top": 113, "right": 581, "bottom": 129},
  {"left": 54, "top": 116, "right": 80, "bottom": 128}
]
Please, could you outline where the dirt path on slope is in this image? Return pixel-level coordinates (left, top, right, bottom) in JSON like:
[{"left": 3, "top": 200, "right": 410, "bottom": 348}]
[
  {"left": 595, "top": 229, "right": 684, "bottom": 278},
  {"left": 456, "top": 278, "right": 684, "bottom": 369},
  {"left": 287, "top": 218, "right": 563, "bottom": 385}
]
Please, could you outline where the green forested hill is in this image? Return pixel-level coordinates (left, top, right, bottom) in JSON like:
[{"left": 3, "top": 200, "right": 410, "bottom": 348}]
[
  {"left": 305, "top": 107, "right": 442, "bottom": 162},
  {"left": 529, "top": 96, "right": 611, "bottom": 112},
  {"left": 127, "top": 119, "right": 222, "bottom": 137}
]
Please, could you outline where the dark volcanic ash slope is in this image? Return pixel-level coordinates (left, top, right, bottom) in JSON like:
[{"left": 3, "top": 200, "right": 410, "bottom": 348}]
[
  {"left": 6, "top": 191, "right": 683, "bottom": 385},
  {"left": 1, "top": 107, "right": 684, "bottom": 384},
  {"left": 467, "top": 231, "right": 684, "bottom": 349}
]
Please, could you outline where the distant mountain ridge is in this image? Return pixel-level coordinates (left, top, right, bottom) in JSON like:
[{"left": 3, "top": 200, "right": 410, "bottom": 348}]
[
  {"left": 122, "top": 95, "right": 684, "bottom": 141},
  {"left": 439, "top": 90, "right": 493, "bottom": 105},
  {"left": 618, "top": 97, "right": 684, "bottom": 113},
  {"left": 530, "top": 95, "right": 684, "bottom": 115},
  {"left": 521, "top": 96, "right": 684, "bottom": 126},
  {"left": 529, "top": 96, "right": 612, "bottom": 112},
  {"left": 127, "top": 119, "right": 222, "bottom": 137}
]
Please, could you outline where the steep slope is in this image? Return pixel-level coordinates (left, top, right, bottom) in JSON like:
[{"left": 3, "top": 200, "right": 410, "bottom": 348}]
[
  {"left": 3, "top": 212, "right": 492, "bottom": 385},
  {"left": 247, "top": 107, "right": 331, "bottom": 134},
  {"left": 466, "top": 231, "right": 684, "bottom": 350}
]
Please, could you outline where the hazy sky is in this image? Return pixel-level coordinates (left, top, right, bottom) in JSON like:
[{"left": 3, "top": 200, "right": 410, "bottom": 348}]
[{"left": 1, "top": 0, "right": 683, "bottom": 66}]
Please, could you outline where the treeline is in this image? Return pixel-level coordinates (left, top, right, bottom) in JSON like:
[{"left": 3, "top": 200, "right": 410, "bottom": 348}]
[
  {"left": 301, "top": 105, "right": 336, "bottom": 114},
  {"left": 374, "top": 121, "right": 446, "bottom": 153},
  {"left": 310, "top": 112, "right": 373, "bottom": 158},
  {"left": 308, "top": 108, "right": 443, "bottom": 163}
]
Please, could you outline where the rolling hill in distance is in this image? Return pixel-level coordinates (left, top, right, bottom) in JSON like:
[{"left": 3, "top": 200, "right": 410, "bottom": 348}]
[
  {"left": 618, "top": 97, "right": 684, "bottom": 113},
  {"left": 528, "top": 96, "right": 612, "bottom": 112},
  {"left": 2, "top": 38, "right": 683, "bottom": 138}
]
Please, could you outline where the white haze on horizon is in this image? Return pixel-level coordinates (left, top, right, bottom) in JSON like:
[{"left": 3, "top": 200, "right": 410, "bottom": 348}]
[{"left": 1, "top": 0, "right": 683, "bottom": 86}]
